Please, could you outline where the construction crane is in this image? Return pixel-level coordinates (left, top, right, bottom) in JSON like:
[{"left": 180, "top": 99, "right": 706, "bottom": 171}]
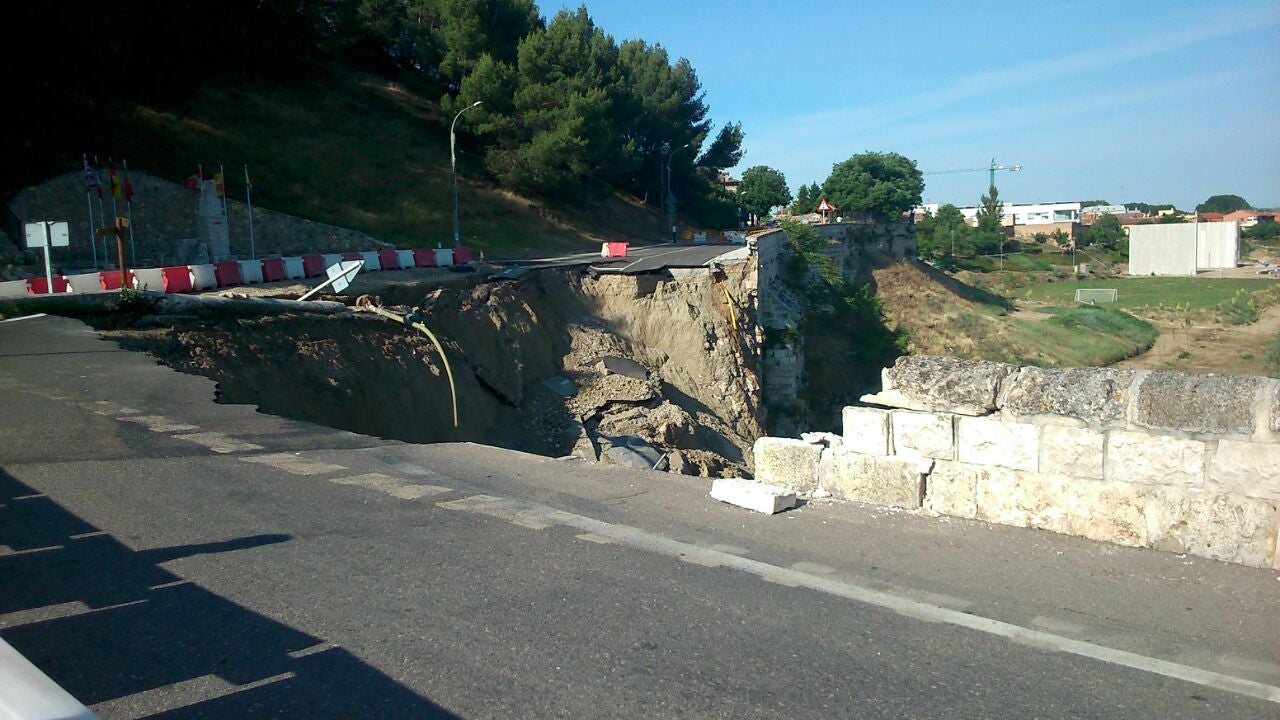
[{"left": 924, "top": 158, "right": 1022, "bottom": 189}]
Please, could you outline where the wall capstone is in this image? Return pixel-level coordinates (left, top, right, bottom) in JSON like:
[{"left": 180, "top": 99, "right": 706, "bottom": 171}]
[
  {"left": 862, "top": 356, "right": 1013, "bottom": 416},
  {"left": 999, "top": 366, "right": 1134, "bottom": 425},
  {"left": 1133, "top": 371, "right": 1263, "bottom": 436}
]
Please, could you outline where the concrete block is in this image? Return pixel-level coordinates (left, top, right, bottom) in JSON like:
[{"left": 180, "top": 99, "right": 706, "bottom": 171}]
[
  {"left": 975, "top": 469, "right": 1149, "bottom": 547},
  {"left": 710, "top": 478, "right": 797, "bottom": 514},
  {"left": 1145, "top": 488, "right": 1279, "bottom": 568},
  {"left": 891, "top": 410, "right": 954, "bottom": 460},
  {"left": 1040, "top": 425, "right": 1105, "bottom": 480},
  {"left": 862, "top": 356, "right": 1014, "bottom": 416},
  {"left": 1000, "top": 366, "right": 1134, "bottom": 425},
  {"left": 923, "top": 460, "right": 978, "bottom": 519},
  {"left": 1133, "top": 371, "right": 1263, "bottom": 435},
  {"left": 1209, "top": 440, "right": 1280, "bottom": 501},
  {"left": 956, "top": 417, "right": 1039, "bottom": 471},
  {"left": 818, "top": 448, "right": 929, "bottom": 509},
  {"left": 753, "top": 437, "right": 822, "bottom": 492},
  {"left": 841, "top": 406, "right": 890, "bottom": 456},
  {"left": 1105, "top": 432, "right": 1205, "bottom": 488}
]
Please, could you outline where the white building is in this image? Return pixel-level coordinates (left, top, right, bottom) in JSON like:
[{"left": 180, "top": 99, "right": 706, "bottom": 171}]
[{"left": 912, "top": 201, "right": 1081, "bottom": 226}]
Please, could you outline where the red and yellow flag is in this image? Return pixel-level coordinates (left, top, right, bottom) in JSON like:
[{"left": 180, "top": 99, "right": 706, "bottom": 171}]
[
  {"left": 214, "top": 169, "right": 225, "bottom": 199},
  {"left": 109, "top": 167, "right": 122, "bottom": 199}
]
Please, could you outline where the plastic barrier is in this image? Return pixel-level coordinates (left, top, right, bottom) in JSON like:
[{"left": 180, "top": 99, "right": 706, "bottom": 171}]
[
  {"left": 132, "top": 268, "right": 165, "bottom": 292},
  {"left": 261, "top": 257, "right": 286, "bottom": 283},
  {"left": 27, "top": 277, "right": 70, "bottom": 295},
  {"left": 0, "top": 280, "right": 29, "bottom": 298},
  {"left": 435, "top": 248, "right": 454, "bottom": 267},
  {"left": 454, "top": 246, "right": 473, "bottom": 264},
  {"left": 341, "top": 252, "right": 361, "bottom": 261},
  {"left": 378, "top": 249, "right": 401, "bottom": 271},
  {"left": 282, "top": 257, "right": 306, "bottom": 280},
  {"left": 359, "top": 251, "right": 382, "bottom": 272},
  {"left": 188, "top": 264, "right": 217, "bottom": 291},
  {"left": 238, "top": 259, "right": 264, "bottom": 284},
  {"left": 65, "top": 272, "right": 104, "bottom": 294},
  {"left": 98, "top": 270, "right": 133, "bottom": 291},
  {"left": 161, "top": 266, "right": 194, "bottom": 293},
  {"left": 302, "top": 255, "right": 326, "bottom": 277},
  {"left": 602, "top": 242, "right": 628, "bottom": 258},
  {"left": 412, "top": 249, "right": 437, "bottom": 268},
  {"left": 396, "top": 249, "right": 415, "bottom": 269},
  {"left": 321, "top": 253, "right": 344, "bottom": 271},
  {"left": 213, "top": 260, "right": 242, "bottom": 287}
]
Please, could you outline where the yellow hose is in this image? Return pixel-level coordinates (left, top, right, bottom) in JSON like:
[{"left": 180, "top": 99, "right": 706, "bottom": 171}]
[
  {"left": 359, "top": 303, "right": 459, "bottom": 430},
  {"left": 721, "top": 285, "right": 738, "bottom": 332}
]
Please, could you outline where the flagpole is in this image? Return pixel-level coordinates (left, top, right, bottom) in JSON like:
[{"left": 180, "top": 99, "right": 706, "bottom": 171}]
[
  {"left": 219, "top": 164, "right": 231, "bottom": 256},
  {"left": 244, "top": 164, "right": 255, "bottom": 260},
  {"left": 94, "top": 156, "right": 108, "bottom": 267},
  {"left": 123, "top": 159, "right": 136, "bottom": 263},
  {"left": 83, "top": 154, "right": 98, "bottom": 269}
]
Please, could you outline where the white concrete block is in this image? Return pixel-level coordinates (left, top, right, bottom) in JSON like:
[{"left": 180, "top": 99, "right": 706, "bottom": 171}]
[
  {"left": 1106, "top": 431, "right": 1205, "bottom": 487},
  {"left": 1040, "top": 425, "right": 1105, "bottom": 480},
  {"left": 842, "top": 406, "right": 890, "bottom": 456},
  {"left": 753, "top": 437, "right": 822, "bottom": 492},
  {"left": 1210, "top": 440, "right": 1280, "bottom": 501},
  {"left": 819, "top": 448, "right": 929, "bottom": 508},
  {"left": 891, "top": 410, "right": 954, "bottom": 460},
  {"left": 710, "top": 478, "right": 797, "bottom": 514},
  {"left": 957, "top": 417, "right": 1039, "bottom": 472}
]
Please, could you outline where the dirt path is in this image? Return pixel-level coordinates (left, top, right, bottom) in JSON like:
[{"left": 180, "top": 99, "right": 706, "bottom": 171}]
[{"left": 1116, "top": 304, "right": 1280, "bottom": 376}]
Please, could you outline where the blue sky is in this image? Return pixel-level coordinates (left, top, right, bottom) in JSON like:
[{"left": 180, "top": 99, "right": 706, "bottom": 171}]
[{"left": 575, "top": 0, "right": 1280, "bottom": 210}]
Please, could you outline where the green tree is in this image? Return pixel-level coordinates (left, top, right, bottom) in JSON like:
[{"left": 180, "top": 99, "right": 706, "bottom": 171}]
[
  {"left": 1197, "top": 194, "right": 1251, "bottom": 213},
  {"left": 737, "top": 166, "right": 791, "bottom": 222},
  {"left": 792, "top": 183, "right": 812, "bottom": 214},
  {"left": 697, "top": 122, "right": 744, "bottom": 172},
  {"left": 972, "top": 183, "right": 1005, "bottom": 255},
  {"left": 820, "top": 152, "right": 923, "bottom": 221},
  {"left": 1079, "top": 199, "right": 1110, "bottom": 207},
  {"left": 1083, "top": 214, "right": 1125, "bottom": 248},
  {"left": 915, "top": 203, "right": 971, "bottom": 259},
  {"left": 435, "top": 0, "right": 542, "bottom": 89}
]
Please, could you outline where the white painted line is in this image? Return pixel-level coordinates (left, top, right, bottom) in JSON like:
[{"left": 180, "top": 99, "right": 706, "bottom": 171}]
[
  {"left": 68, "top": 531, "right": 108, "bottom": 540},
  {"left": 172, "top": 432, "right": 264, "bottom": 454},
  {"left": 287, "top": 642, "right": 337, "bottom": 659},
  {"left": 329, "top": 473, "right": 453, "bottom": 500},
  {"left": 0, "top": 599, "right": 147, "bottom": 630},
  {"left": 240, "top": 453, "right": 347, "bottom": 476},
  {"left": 439, "top": 493, "right": 1280, "bottom": 705},
  {"left": 0, "top": 544, "right": 62, "bottom": 558},
  {"left": 116, "top": 415, "right": 201, "bottom": 433},
  {"left": 148, "top": 580, "right": 190, "bottom": 591},
  {"left": 0, "top": 313, "right": 47, "bottom": 323},
  {"left": 86, "top": 401, "right": 141, "bottom": 416},
  {"left": 90, "top": 671, "right": 295, "bottom": 719}
]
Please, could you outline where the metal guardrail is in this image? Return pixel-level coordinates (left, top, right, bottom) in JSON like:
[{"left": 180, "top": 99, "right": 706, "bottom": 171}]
[{"left": 0, "top": 637, "right": 98, "bottom": 720}]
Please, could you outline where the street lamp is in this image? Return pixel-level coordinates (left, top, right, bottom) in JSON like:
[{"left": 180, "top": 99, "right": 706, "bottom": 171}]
[
  {"left": 665, "top": 143, "right": 691, "bottom": 243},
  {"left": 451, "top": 101, "right": 483, "bottom": 249}
]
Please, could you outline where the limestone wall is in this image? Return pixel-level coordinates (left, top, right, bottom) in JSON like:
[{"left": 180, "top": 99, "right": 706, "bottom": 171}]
[{"left": 755, "top": 356, "right": 1280, "bottom": 569}]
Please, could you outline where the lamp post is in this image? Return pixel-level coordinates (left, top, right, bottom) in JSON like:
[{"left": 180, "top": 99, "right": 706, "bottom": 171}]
[
  {"left": 665, "top": 143, "right": 691, "bottom": 243},
  {"left": 451, "top": 101, "right": 483, "bottom": 249}
]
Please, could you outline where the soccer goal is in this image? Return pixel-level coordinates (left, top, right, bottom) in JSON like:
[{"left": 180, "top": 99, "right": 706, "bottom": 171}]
[{"left": 1074, "top": 288, "right": 1118, "bottom": 304}]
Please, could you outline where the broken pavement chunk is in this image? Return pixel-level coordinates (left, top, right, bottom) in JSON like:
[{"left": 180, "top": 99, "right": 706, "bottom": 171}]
[{"left": 710, "top": 478, "right": 798, "bottom": 515}]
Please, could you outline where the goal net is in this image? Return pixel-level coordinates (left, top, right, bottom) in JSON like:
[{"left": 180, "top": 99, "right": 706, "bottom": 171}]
[{"left": 1074, "top": 288, "right": 1118, "bottom": 304}]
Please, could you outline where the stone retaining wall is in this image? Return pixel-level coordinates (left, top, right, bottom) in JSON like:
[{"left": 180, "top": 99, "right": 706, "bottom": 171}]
[{"left": 754, "top": 356, "right": 1280, "bottom": 569}]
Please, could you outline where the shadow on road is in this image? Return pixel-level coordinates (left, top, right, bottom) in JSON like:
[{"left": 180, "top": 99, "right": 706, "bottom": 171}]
[{"left": 0, "top": 469, "right": 460, "bottom": 719}]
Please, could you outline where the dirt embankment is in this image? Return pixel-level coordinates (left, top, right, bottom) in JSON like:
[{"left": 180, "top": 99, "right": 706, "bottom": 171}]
[{"left": 104, "top": 265, "right": 763, "bottom": 477}]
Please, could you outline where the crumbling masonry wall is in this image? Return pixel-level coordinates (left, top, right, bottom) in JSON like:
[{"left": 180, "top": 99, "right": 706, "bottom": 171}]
[{"left": 755, "top": 356, "right": 1280, "bottom": 569}]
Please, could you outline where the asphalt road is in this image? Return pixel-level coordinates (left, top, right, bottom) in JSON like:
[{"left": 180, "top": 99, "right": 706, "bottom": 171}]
[{"left": 1, "top": 315, "right": 1278, "bottom": 719}]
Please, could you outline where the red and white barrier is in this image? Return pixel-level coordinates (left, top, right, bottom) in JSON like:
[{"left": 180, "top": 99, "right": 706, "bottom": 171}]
[
  {"left": 161, "top": 266, "right": 193, "bottom": 293},
  {"left": 213, "top": 261, "right": 241, "bottom": 287},
  {"left": 454, "top": 246, "right": 473, "bottom": 264},
  {"left": 359, "top": 251, "right": 382, "bottom": 272},
  {"left": 412, "top": 249, "right": 437, "bottom": 267},
  {"left": 238, "top": 259, "right": 264, "bottom": 284},
  {"left": 65, "top": 272, "right": 103, "bottom": 293},
  {"left": 282, "top": 257, "right": 306, "bottom": 279},
  {"left": 260, "top": 258, "right": 286, "bottom": 283},
  {"left": 188, "top": 264, "right": 217, "bottom": 291},
  {"left": 377, "top": 249, "right": 401, "bottom": 271},
  {"left": 435, "top": 249, "right": 454, "bottom": 267},
  {"left": 0, "top": 280, "right": 29, "bottom": 298},
  {"left": 302, "top": 255, "right": 325, "bottom": 277},
  {"left": 98, "top": 270, "right": 133, "bottom": 291},
  {"left": 131, "top": 268, "right": 165, "bottom": 292},
  {"left": 396, "top": 249, "right": 415, "bottom": 269},
  {"left": 601, "top": 242, "right": 628, "bottom": 258}
]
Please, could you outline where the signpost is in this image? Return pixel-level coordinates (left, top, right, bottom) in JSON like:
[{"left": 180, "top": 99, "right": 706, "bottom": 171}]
[
  {"left": 24, "top": 221, "right": 70, "bottom": 293},
  {"left": 95, "top": 217, "right": 131, "bottom": 289},
  {"left": 298, "top": 259, "right": 364, "bottom": 301}
]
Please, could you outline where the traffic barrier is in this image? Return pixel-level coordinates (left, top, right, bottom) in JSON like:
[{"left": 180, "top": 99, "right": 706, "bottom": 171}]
[
  {"left": 188, "top": 264, "right": 217, "bottom": 290},
  {"left": 161, "top": 266, "right": 193, "bottom": 293},
  {"left": 359, "top": 251, "right": 382, "bottom": 271},
  {"left": 396, "top": 249, "right": 415, "bottom": 269},
  {"left": 302, "top": 255, "right": 326, "bottom": 277},
  {"left": 602, "top": 242, "right": 628, "bottom": 258},
  {"left": 213, "top": 261, "right": 242, "bottom": 287},
  {"left": 238, "top": 259, "right": 264, "bottom": 284},
  {"left": 435, "top": 248, "right": 454, "bottom": 267},
  {"left": 131, "top": 268, "right": 165, "bottom": 292},
  {"left": 378, "top": 249, "right": 401, "bottom": 271},
  {"left": 282, "top": 257, "right": 306, "bottom": 279},
  {"left": 321, "top": 253, "right": 344, "bottom": 271},
  {"left": 341, "top": 252, "right": 361, "bottom": 262},
  {"left": 0, "top": 280, "right": 28, "bottom": 298},
  {"left": 98, "top": 270, "right": 133, "bottom": 291},
  {"left": 27, "top": 277, "right": 70, "bottom": 295},
  {"left": 454, "top": 246, "right": 473, "bottom": 264},
  {"left": 65, "top": 272, "right": 104, "bottom": 294},
  {"left": 261, "top": 257, "right": 286, "bottom": 283},
  {"left": 412, "top": 249, "right": 437, "bottom": 267}
]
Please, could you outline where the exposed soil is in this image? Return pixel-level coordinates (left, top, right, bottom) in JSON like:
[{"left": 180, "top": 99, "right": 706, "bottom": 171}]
[{"left": 1115, "top": 304, "right": 1280, "bottom": 377}]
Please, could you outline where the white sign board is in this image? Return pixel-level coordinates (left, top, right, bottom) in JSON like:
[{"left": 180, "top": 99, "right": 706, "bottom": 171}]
[
  {"left": 24, "top": 221, "right": 69, "bottom": 249},
  {"left": 325, "top": 259, "right": 363, "bottom": 294}
]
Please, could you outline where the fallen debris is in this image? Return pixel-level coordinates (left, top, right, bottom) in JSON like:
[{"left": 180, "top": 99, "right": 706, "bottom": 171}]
[{"left": 710, "top": 478, "right": 797, "bottom": 515}]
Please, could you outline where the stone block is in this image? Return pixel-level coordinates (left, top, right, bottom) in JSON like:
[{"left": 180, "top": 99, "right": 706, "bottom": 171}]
[
  {"left": 1105, "top": 432, "right": 1205, "bottom": 488},
  {"left": 956, "top": 417, "right": 1039, "bottom": 471},
  {"left": 974, "top": 469, "right": 1148, "bottom": 547},
  {"left": 923, "top": 460, "right": 978, "bottom": 519},
  {"left": 710, "top": 478, "right": 797, "bottom": 515},
  {"left": 1271, "top": 383, "right": 1280, "bottom": 433},
  {"left": 1040, "top": 425, "right": 1105, "bottom": 480},
  {"left": 841, "top": 406, "right": 890, "bottom": 456},
  {"left": 1133, "top": 371, "right": 1263, "bottom": 435},
  {"left": 1145, "top": 487, "right": 1279, "bottom": 568},
  {"left": 891, "top": 410, "right": 954, "bottom": 460},
  {"left": 752, "top": 437, "right": 822, "bottom": 492},
  {"left": 1209, "top": 440, "right": 1280, "bottom": 501},
  {"left": 818, "top": 448, "right": 929, "bottom": 509},
  {"left": 999, "top": 366, "right": 1134, "bottom": 425},
  {"left": 861, "top": 356, "right": 1015, "bottom": 416}
]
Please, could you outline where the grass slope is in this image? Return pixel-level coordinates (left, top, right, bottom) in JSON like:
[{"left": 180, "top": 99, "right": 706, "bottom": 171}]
[
  {"left": 1002, "top": 276, "right": 1280, "bottom": 310},
  {"left": 105, "top": 65, "right": 666, "bottom": 255}
]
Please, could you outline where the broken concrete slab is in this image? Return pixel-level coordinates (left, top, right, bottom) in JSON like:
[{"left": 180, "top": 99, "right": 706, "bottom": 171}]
[
  {"left": 598, "top": 434, "right": 666, "bottom": 470},
  {"left": 710, "top": 478, "right": 797, "bottom": 514},
  {"left": 861, "top": 355, "right": 1014, "bottom": 416}
]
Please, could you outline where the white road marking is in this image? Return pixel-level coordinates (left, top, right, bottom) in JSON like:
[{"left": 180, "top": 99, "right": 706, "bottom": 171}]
[
  {"left": 87, "top": 401, "right": 142, "bottom": 416},
  {"left": 329, "top": 473, "right": 452, "bottom": 500},
  {"left": 287, "top": 642, "right": 337, "bottom": 659},
  {"left": 241, "top": 453, "right": 347, "bottom": 476},
  {"left": 117, "top": 415, "right": 201, "bottom": 433},
  {"left": 440, "top": 493, "right": 1280, "bottom": 705},
  {"left": 172, "top": 432, "right": 264, "bottom": 454},
  {"left": 91, "top": 671, "right": 295, "bottom": 720},
  {"left": 0, "top": 313, "right": 47, "bottom": 323},
  {"left": 0, "top": 599, "right": 147, "bottom": 629},
  {"left": 0, "top": 544, "right": 62, "bottom": 557}
]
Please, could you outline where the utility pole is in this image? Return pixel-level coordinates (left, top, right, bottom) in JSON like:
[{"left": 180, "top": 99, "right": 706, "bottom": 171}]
[
  {"left": 450, "top": 101, "right": 483, "bottom": 249},
  {"left": 665, "top": 143, "right": 691, "bottom": 243}
]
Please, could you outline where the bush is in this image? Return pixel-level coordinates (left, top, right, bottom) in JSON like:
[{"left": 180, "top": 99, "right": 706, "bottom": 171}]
[{"left": 1266, "top": 334, "right": 1280, "bottom": 377}]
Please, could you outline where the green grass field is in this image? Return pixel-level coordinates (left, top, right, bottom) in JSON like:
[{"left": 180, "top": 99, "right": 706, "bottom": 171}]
[{"left": 1015, "top": 276, "right": 1280, "bottom": 310}]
